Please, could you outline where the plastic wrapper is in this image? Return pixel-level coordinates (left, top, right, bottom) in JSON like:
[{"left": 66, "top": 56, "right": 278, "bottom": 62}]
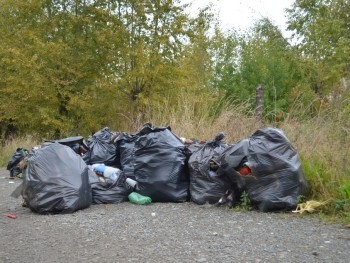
[
  {"left": 22, "top": 143, "right": 92, "bottom": 214},
  {"left": 215, "top": 127, "right": 309, "bottom": 212},
  {"left": 128, "top": 192, "right": 152, "bottom": 205}
]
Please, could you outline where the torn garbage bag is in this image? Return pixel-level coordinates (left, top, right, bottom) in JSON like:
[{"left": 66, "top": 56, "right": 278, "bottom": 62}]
[
  {"left": 215, "top": 127, "right": 309, "bottom": 212},
  {"left": 22, "top": 143, "right": 92, "bottom": 214},
  {"left": 117, "top": 123, "right": 189, "bottom": 202},
  {"left": 188, "top": 132, "right": 234, "bottom": 205}
]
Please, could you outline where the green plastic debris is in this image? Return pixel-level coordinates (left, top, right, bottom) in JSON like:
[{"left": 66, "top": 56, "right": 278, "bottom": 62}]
[{"left": 128, "top": 192, "right": 152, "bottom": 205}]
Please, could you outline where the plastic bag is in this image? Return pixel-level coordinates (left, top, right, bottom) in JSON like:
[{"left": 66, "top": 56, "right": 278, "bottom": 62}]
[
  {"left": 83, "top": 127, "right": 119, "bottom": 166},
  {"left": 117, "top": 123, "right": 189, "bottom": 202},
  {"left": 88, "top": 171, "right": 132, "bottom": 204},
  {"left": 188, "top": 132, "right": 233, "bottom": 205},
  {"left": 22, "top": 143, "right": 92, "bottom": 214},
  {"left": 56, "top": 136, "right": 89, "bottom": 155},
  {"left": 115, "top": 132, "right": 138, "bottom": 179},
  {"left": 215, "top": 127, "right": 309, "bottom": 212},
  {"left": 6, "top": 147, "right": 28, "bottom": 178},
  {"left": 128, "top": 192, "right": 152, "bottom": 205}
]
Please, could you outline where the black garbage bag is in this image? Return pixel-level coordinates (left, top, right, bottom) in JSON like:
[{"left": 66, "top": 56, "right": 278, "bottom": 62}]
[
  {"left": 6, "top": 147, "right": 28, "bottom": 178},
  {"left": 188, "top": 132, "right": 234, "bottom": 205},
  {"left": 22, "top": 143, "right": 92, "bottom": 214},
  {"left": 118, "top": 123, "right": 190, "bottom": 202},
  {"left": 83, "top": 127, "right": 119, "bottom": 166},
  {"left": 88, "top": 170, "right": 132, "bottom": 204},
  {"left": 215, "top": 127, "right": 309, "bottom": 212},
  {"left": 115, "top": 132, "right": 139, "bottom": 178},
  {"left": 57, "top": 136, "right": 89, "bottom": 156}
]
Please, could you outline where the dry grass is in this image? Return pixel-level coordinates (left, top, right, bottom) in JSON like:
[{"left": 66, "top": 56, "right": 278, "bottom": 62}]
[
  {"left": 141, "top": 95, "right": 259, "bottom": 143},
  {"left": 141, "top": 95, "right": 350, "bottom": 220},
  {"left": 1, "top": 95, "right": 349, "bottom": 221}
]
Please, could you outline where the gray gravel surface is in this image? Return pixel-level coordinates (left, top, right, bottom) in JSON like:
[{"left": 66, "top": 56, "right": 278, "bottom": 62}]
[{"left": 0, "top": 168, "right": 349, "bottom": 263}]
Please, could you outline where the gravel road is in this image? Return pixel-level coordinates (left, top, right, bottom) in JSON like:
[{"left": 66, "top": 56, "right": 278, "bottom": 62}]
[{"left": 0, "top": 168, "right": 349, "bottom": 263}]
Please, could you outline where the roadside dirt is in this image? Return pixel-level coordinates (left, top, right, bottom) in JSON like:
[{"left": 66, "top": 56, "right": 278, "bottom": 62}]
[{"left": 1, "top": 167, "right": 349, "bottom": 263}]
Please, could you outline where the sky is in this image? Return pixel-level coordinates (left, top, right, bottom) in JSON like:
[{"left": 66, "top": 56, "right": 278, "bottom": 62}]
[{"left": 180, "top": 0, "right": 295, "bottom": 37}]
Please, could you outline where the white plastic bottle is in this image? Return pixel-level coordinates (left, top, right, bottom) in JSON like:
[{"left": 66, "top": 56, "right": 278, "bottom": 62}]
[{"left": 103, "top": 166, "right": 122, "bottom": 181}]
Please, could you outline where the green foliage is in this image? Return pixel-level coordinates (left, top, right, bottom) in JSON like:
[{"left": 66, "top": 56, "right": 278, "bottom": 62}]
[
  {"left": 300, "top": 155, "right": 335, "bottom": 199},
  {"left": 239, "top": 191, "right": 251, "bottom": 210},
  {"left": 330, "top": 183, "right": 350, "bottom": 220},
  {"left": 211, "top": 18, "right": 311, "bottom": 121},
  {"left": 0, "top": 0, "right": 201, "bottom": 138},
  {"left": 0, "top": 0, "right": 124, "bottom": 137},
  {"left": 297, "top": 195, "right": 307, "bottom": 204},
  {"left": 286, "top": 0, "right": 350, "bottom": 96},
  {"left": 339, "top": 183, "right": 350, "bottom": 201}
]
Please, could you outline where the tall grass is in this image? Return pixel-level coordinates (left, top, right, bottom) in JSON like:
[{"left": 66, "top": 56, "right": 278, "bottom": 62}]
[{"left": 1, "top": 94, "right": 349, "bottom": 222}]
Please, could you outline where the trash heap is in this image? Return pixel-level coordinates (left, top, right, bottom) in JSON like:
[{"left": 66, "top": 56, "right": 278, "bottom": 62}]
[
  {"left": 211, "top": 128, "right": 309, "bottom": 212},
  {"left": 8, "top": 123, "right": 309, "bottom": 214}
]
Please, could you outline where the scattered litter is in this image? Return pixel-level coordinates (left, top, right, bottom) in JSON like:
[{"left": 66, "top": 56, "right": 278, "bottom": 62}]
[
  {"left": 128, "top": 192, "right": 152, "bottom": 205},
  {"left": 292, "top": 200, "right": 330, "bottom": 214},
  {"left": 6, "top": 125, "right": 313, "bottom": 214},
  {"left": 4, "top": 213, "right": 17, "bottom": 219}
]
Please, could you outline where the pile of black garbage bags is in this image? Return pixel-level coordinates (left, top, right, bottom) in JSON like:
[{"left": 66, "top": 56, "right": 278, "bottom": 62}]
[{"left": 8, "top": 123, "right": 309, "bottom": 214}]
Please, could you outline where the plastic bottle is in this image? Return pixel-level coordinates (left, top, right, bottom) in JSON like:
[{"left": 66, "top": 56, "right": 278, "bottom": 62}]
[
  {"left": 103, "top": 166, "right": 122, "bottom": 181},
  {"left": 91, "top": 164, "right": 122, "bottom": 182}
]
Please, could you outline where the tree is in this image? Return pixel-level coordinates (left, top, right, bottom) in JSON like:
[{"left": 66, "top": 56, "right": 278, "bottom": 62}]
[
  {"left": 0, "top": 0, "right": 126, "bottom": 137},
  {"left": 212, "top": 18, "right": 307, "bottom": 120},
  {"left": 211, "top": 28, "right": 240, "bottom": 97},
  {"left": 286, "top": 0, "right": 350, "bottom": 96},
  {"left": 0, "top": 0, "right": 198, "bottom": 137},
  {"left": 110, "top": 0, "right": 193, "bottom": 119}
]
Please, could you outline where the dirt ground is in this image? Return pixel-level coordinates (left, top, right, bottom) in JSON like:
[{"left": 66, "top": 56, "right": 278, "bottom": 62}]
[{"left": 0, "top": 167, "right": 349, "bottom": 263}]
